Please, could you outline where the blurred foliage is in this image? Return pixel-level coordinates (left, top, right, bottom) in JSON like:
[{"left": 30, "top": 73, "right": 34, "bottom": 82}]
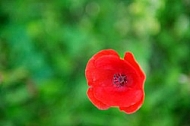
[{"left": 0, "top": 0, "right": 190, "bottom": 126}]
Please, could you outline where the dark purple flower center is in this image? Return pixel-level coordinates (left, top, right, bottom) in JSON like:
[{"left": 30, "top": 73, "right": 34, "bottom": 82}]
[{"left": 113, "top": 73, "right": 127, "bottom": 87}]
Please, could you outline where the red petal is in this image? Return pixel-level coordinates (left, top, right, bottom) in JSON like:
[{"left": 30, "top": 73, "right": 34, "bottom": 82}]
[
  {"left": 93, "top": 86, "right": 143, "bottom": 107},
  {"left": 124, "top": 52, "right": 146, "bottom": 82},
  {"left": 95, "top": 56, "right": 124, "bottom": 71},
  {"left": 90, "top": 49, "right": 119, "bottom": 60},
  {"left": 87, "top": 88, "right": 110, "bottom": 110},
  {"left": 95, "top": 56, "right": 141, "bottom": 88},
  {"left": 119, "top": 93, "right": 144, "bottom": 114},
  {"left": 85, "top": 49, "right": 119, "bottom": 86}
]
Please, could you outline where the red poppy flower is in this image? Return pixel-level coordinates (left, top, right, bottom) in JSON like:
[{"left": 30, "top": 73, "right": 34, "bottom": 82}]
[{"left": 85, "top": 49, "right": 146, "bottom": 114}]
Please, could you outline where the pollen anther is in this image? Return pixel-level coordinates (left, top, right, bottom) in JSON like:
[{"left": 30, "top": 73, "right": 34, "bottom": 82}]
[{"left": 113, "top": 73, "right": 127, "bottom": 87}]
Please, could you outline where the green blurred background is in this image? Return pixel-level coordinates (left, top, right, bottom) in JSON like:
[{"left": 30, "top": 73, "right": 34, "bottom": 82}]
[{"left": 0, "top": 0, "right": 190, "bottom": 126}]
